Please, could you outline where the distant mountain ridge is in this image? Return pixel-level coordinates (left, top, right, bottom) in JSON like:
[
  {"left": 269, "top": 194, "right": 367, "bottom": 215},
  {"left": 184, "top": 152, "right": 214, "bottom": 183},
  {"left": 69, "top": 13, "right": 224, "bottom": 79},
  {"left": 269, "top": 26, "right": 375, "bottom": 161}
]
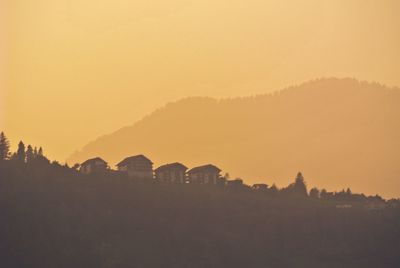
[{"left": 67, "top": 78, "right": 400, "bottom": 198}]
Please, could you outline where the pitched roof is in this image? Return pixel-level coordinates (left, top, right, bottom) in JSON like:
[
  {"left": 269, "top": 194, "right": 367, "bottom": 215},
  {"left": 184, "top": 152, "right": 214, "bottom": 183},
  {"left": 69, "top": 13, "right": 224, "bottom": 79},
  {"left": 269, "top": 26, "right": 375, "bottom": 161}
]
[
  {"left": 253, "top": 183, "right": 268, "bottom": 189},
  {"left": 81, "top": 157, "right": 107, "bottom": 166},
  {"left": 155, "top": 162, "right": 188, "bottom": 172},
  {"left": 253, "top": 183, "right": 268, "bottom": 187},
  {"left": 116, "top": 154, "right": 153, "bottom": 167},
  {"left": 187, "top": 164, "right": 221, "bottom": 174}
]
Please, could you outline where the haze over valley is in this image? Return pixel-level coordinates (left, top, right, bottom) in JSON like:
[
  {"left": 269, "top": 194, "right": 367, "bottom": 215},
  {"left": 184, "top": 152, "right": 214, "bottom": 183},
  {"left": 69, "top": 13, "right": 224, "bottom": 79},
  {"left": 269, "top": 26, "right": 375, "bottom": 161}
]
[
  {"left": 2, "top": 1, "right": 400, "bottom": 267},
  {"left": 68, "top": 78, "right": 400, "bottom": 198}
]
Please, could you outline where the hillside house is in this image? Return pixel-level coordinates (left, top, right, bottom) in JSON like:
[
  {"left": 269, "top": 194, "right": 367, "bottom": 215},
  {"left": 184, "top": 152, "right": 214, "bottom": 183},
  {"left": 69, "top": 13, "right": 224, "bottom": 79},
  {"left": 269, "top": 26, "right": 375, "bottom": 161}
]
[
  {"left": 155, "top": 162, "right": 188, "bottom": 183},
  {"left": 252, "top": 184, "right": 269, "bottom": 191},
  {"left": 187, "top": 164, "right": 221, "bottom": 184},
  {"left": 80, "top": 157, "right": 108, "bottom": 174},
  {"left": 116, "top": 155, "right": 153, "bottom": 179},
  {"left": 227, "top": 179, "right": 244, "bottom": 187}
]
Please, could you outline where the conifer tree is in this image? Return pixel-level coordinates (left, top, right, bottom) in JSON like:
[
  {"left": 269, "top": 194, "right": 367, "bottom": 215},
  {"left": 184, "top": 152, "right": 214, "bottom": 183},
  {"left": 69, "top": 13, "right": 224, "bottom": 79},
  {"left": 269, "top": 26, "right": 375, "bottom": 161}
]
[
  {"left": 0, "top": 132, "right": 10, "bottom": 160},
  {"left": 17, "top": 141, "right": 26, "bottom": 163},
  {"left": 38, "top": 147, "right": 43, "bottom": 156},
  {"left": 309, "top": 187, "right": 320, "bottom": 198},
  {"left": 320, "top": 189, "right": 328, "bottom": 199},
  {"left": 293, "top": 172, "right": 308, "bottom": 197},
  {"left": 26, "top": 145, "right": 34, "bottom": 163},
  {"left": 35, "top": 146, "right": 50, "bottom": 164}
]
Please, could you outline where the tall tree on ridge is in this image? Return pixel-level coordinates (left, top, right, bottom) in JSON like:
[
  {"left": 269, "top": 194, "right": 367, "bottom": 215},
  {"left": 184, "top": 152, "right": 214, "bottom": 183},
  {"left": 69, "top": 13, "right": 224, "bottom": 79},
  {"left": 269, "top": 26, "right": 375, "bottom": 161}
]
[
  {"left": 35, "top": 146, "right": 50, "bottom": 164},
  {"left": 0, "top": 132, "right": 10, "bottom": 160},
  {"left": 38, "top": 147, "right": 43, "bottom": 157},
  {"left": 293, "top": 172, "right": 308, "bottom": 197},
  {"left": 309, "top": 187, "right": 320, "bottom": 198},
  {"left": 17, "top": 141, "right": 26, "bottom": 163},
  {"left": 26, "top": 145, "right": 34, "bottom": 163}
]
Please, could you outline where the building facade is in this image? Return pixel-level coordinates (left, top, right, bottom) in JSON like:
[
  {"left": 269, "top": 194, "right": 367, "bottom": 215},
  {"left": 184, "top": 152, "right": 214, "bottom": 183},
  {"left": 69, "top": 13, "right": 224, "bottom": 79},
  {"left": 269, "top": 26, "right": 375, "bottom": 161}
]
[
  {"left": 155, "top": 162, "right": 188, "bottom": 183},
  {"left": 116, "top": 155, "right": 153, "bottom": 179},
  {"left": 80, "top": 157, "right": 108, "bottom": 174},
  {"left": 187, "top": 164, "right": 221, "bottom": 184},
  {"left": 252, "top": 184, "right": 268, "bottom": 191}
]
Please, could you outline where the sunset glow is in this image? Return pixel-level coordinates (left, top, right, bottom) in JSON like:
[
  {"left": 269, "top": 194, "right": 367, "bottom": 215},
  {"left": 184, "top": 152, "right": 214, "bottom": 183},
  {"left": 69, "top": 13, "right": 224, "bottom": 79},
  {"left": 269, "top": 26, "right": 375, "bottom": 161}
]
[
  {"left": 3, "top": 0, "right": 400, "bottom": 158},
  {"left": 1, "top": 2, "right": 400, "bottom": 266}
]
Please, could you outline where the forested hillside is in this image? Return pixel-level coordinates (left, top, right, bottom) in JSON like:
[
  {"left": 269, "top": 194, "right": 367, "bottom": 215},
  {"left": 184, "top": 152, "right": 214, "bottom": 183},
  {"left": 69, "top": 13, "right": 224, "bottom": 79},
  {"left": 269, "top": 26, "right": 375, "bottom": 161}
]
[{"left": 1, "top": 160, "right": 400, "bottom": 268}]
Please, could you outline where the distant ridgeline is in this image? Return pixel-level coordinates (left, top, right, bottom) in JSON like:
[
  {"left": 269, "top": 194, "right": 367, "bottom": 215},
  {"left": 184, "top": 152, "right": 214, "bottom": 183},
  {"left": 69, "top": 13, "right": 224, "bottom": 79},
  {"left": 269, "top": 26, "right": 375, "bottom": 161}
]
[
  {"left": 1, "top": 132, "right": 400, "bottom": 267},
  {"left": 67, "top": 78, "right": 400, "bottom": 198}
]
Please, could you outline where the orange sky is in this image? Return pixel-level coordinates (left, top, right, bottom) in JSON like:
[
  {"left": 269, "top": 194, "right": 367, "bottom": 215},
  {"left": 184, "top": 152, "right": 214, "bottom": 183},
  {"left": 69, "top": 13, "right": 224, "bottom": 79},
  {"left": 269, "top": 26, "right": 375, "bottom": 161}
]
[{"left": 1, "top": 0, "right": 400, "bottom": 160}]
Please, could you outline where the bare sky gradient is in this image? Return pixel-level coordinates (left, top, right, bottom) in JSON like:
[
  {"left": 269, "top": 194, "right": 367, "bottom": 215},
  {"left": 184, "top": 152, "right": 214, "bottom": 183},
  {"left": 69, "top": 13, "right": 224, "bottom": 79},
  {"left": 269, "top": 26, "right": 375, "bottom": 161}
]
[{"left": 1, "top": 0, "right": 400, "bottom": 160}]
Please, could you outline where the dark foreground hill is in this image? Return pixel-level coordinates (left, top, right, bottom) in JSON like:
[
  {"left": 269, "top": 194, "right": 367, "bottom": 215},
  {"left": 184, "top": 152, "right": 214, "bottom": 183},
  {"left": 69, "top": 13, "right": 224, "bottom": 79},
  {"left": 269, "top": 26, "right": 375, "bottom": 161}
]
[
  {"left": 1, "top": 161, "right": 400, "bottom": 268},
  {"left": 67, "top": 78, "right": 400, "bottom": 198}
]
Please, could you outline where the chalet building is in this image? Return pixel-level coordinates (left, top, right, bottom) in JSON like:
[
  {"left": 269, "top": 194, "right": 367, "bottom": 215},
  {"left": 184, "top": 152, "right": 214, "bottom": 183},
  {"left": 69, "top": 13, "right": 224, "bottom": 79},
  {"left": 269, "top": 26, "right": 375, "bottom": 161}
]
[
  {"left": 155, "top": 162, "right": 188, "bottom": 183},
  {"left": 227, "top": 179, "right": 244, "bottom": 187},
  {"left": 252, "top": 184, "right": 268, "bottom": 191},
  {"left": 80, "top": 157, "right": 108, "bottom": 174},
  {"left": 116, "top": 155, "right": 153, "bottom": 179},
  {"left": 187, "top": 164, "right": 221, "bottom": 184}
]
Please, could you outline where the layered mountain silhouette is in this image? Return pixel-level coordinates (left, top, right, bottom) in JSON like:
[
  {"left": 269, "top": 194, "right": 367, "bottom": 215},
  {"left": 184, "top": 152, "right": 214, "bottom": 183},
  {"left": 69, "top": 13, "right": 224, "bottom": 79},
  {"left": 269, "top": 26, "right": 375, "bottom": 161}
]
[{"left": 68, "top": 78, "right": 400, "bottom": 197}]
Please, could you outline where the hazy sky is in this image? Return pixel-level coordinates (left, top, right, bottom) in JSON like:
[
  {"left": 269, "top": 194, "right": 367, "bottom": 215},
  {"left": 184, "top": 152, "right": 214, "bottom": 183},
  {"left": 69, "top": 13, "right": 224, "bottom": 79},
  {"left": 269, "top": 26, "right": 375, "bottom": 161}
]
[{"left": 1, "top": 0, "right": 399, "bottom": 160}]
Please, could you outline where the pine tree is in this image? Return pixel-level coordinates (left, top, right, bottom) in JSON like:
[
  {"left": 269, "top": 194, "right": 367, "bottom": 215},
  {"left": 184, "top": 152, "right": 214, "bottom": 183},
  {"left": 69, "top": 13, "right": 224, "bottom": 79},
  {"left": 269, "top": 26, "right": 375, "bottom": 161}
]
[
  {"left": 293, "top": 172, "right": 308, "bottom": 197},
  {"left": 33, "top": 147, "right": 38, "bottom": 158},
  {"left": 346, "top": 188, "right": 352, "bottom": 196},
  {"left": 309, "top": 187, "right": 320, "bottom": 198},
  {"left": 38, "top": 147, "right": 43, "bottom": 156},
  {"left": 0, "top": 132, "right": 10, "bottom": 160},
  {"left": 320, "top": 189, "right": 328, "bottom": 199},
  {"left": 35, "top": 146, "right": 50, "bottom": 164},
  {"left": 9, "top": 152, "right": 17, "bottom": 161},
  {"left": 26, "top": 145, "right": 34, "bottom": 163},
  {"left": 17, "top": 141, "right": 26, "bottom": 163}
]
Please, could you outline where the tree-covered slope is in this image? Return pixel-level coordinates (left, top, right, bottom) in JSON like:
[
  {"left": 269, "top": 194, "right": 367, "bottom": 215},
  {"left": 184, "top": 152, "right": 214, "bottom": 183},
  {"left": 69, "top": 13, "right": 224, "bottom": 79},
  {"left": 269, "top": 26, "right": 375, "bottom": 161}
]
[{"left": 1, "top": 161, "right": 400, "bottom": 268}]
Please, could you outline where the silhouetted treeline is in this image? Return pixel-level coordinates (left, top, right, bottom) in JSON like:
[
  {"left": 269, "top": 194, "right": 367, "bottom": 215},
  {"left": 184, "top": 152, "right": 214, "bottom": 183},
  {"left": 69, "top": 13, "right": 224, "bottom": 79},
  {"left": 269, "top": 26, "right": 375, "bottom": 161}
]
[{"left": 1, "top": 133, "right": 400, "bottom": 267}]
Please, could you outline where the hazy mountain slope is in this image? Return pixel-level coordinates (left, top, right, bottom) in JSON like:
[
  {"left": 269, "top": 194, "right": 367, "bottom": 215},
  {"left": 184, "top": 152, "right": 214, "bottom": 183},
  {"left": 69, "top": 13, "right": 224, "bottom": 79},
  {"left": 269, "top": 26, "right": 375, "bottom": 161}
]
[{"left": 67, "top": 78, "right": 400, "bottom": 197}]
